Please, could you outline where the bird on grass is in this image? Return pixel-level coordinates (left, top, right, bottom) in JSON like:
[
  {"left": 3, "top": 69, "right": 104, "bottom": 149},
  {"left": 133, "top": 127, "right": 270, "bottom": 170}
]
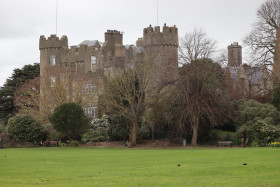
[{"left": 243, "top": 163, "right": 247, "bottom": 166}]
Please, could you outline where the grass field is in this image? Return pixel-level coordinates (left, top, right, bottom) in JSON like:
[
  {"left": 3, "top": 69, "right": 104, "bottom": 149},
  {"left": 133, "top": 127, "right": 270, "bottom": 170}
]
[{"left": 0, "top": 147, "right": 279, "bottom": 186}]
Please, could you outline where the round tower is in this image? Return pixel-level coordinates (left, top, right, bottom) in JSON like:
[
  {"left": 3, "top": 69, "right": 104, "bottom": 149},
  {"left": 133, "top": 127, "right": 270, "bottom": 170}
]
[
  {"left": 142, "top": 24, "right": 178, "bottom": 85},
  {"left": 39, "top": 34, "right": 68, "bottom": 76}
]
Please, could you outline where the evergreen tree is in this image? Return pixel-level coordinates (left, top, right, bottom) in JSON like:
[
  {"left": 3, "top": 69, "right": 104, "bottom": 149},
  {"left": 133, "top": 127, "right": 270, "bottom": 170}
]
[
  {"left": 49, "top": 103, "right": 90, "bottom": 140},
  {"left": 0, "top": 63, "right": 40, "bottom": 125},
  {"left": 272, "top": 85, "right": 280, "bottom": 111}
]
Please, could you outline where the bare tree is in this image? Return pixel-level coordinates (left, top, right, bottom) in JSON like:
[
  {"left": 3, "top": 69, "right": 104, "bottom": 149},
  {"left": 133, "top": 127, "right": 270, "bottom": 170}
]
[
  {"left": 215, "top": 48, "right": 229, "bottom": 68},
  {"left": 167, "top": 59, "right": 230, "bottom": 146},
  {"left": 14, "top": 66, "right": 98, "bottom": 123},
  {"left": 100, "top": 66, "right": 152, "bottom": 147},
  {"left": 179, "top": 28, "right": 217, "bottom": 64},
  {"left": 244, "top": 0, "right": 280, "bottom": 66}
]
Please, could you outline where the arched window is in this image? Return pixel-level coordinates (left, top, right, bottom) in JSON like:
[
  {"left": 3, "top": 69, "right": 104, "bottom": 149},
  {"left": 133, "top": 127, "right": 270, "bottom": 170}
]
[{"left": 50, "top": 55, "right": 56, "bottom": 65}]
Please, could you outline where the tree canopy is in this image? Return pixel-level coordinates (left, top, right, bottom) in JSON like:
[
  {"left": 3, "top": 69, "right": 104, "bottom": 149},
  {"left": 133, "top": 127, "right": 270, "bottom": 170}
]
[
  {"left": 167, "top": 59, "right": 231, "bottom": 146},
  {"left": 244, "top": 0, "right": 280, "bottom": 65},
  {"left": 237, "top": 100, "right": 280, "bottom": 146},
  {"left": 49, "top": 102, "right": 90, "bottom": 140},
  {"left": 0, "top": 63, "right": 40, "bottom": 125}
]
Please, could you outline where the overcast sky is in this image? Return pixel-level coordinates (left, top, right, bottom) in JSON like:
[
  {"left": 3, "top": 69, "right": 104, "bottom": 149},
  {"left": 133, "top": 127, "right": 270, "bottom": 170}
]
[{"left": 0, "top": 0, "right": 266, "bottom": 87}]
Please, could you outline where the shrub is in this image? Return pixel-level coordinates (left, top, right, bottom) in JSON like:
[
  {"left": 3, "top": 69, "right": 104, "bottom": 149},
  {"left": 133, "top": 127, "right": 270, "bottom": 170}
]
[
  {"left": 268, "top": 142, "right": 280, "bottom": 147},
  {"left": 107, "top": 116, "right": 129, "bottom": 141},
  {"left": 58, "top": 142, "right": 66, "bottom": 147},
  {"left": 83, "top": 114, "right": 109, "bottom": 142},
  {"left": 0, "top": 122, "right": 4, "bottom": 133},
  {"left": 70, "top": 140, "right": 79, "bottom": 147},
  {"left": 7, "top": 115, "right": 47, "bottom": 144},
  {"left": 238, "top": 119, "right": 280, "bottom": 146},
  {"left": 42, "top": 123, "right": 61, "bottom": 141},
  {"left": 49, "top": 103, "right": 90, "bottom": 140},
  {"left": 252, "top": 120, "right": 280, "bottom": 146},
  {"left": 237, "top": 100, "right": 280, "bottom": 146}
]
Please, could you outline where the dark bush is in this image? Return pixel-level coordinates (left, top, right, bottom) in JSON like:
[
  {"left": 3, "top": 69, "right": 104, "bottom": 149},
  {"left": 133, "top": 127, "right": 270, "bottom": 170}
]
[
  {"left": 7, "top": 115, "right": 47, "bottom": 144},
  {"left": 49, "top": 103, "right": 90, "bottom": 140},
  {"left": 0, "top": 122, "right": 4, "bottom": 133},
  {"left": 108, "top": 116, "right": 129, "bottom": 141}
]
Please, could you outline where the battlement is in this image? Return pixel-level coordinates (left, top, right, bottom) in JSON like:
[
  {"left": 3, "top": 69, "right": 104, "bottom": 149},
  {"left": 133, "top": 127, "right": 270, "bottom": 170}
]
[
  {"left": 105, "top": 29, "right": 123, "bottom": 45},
  {"left": 39, "top": 34, "right": 68, "bottom": 50},
  {"left": 228, "top": 42, "right": 242, "bottom": 48},
  {"left": 144, "top": 24, "right": 178, "bottom": 34},
  {"left": 143, "top": 24, "right": 178, "bottom": 47},
  {"left": 106, "top": 30, "right": 121, "bottom": 34}
]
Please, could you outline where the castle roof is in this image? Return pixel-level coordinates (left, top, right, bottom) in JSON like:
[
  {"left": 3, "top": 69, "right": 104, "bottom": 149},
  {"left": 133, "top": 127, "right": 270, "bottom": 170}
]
[
  {"left": 77, "top": 40, "right": 100, "bottom": 47},
  {"left": 228, "top": 66, "right": 265, "bottom": 85},
  {"left": 245, "top": 66, "right": 265, "bottom": 85}
]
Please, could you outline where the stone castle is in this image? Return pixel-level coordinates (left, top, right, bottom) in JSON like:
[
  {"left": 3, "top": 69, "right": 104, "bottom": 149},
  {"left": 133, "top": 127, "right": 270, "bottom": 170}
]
[
  {"left": 39, "top": 24, "right": 272, "bottom": 119},
  {"left": 39, "top": 24, "right": 179, "bottom": 118},
  {"left": 227, "top": 42, "right": 273, "bottom": 99}
]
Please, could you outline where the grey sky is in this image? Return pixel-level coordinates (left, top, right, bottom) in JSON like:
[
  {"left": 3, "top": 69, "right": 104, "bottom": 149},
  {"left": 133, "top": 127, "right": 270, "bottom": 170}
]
[{"left": 0, "top": 0, "right": 266, "bottom": 87}]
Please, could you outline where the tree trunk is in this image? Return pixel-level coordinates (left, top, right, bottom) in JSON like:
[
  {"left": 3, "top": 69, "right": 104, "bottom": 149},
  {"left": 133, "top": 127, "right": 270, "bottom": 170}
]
[
  {"left": 191, "top": 116, "right": 199, "bottom": 147},
  {"left": 129, "top": 122, "right": 137, "bottom": 147},
  {"left": 274, "top": 27, "right": 280, "bottom": 84},
  {"left": 151, "top": 125, "right": 155, "bottom": 142}
]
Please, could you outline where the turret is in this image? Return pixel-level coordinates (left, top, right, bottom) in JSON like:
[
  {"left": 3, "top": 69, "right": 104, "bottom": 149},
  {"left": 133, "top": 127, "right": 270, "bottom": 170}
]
[
  {"left": 141, "top": 24, "right": 179, "bottom": 86},
  {"left": 105, "top": 30, "right": 123, "bottom": 46},
  {"left": 39, "top": 35, "right": 68, "bottom": 76},
  {"left": 142, "top": 24, "right": 178, "bottom": 47},
  {"left": 102, "top": 30, "right": 126, "bottom": 78},
  {"left": 39, "top": 34, "right": 68, "bottom": 49},
  {"left": 228, "top": 42, "right": 242, "bottom": 67}
]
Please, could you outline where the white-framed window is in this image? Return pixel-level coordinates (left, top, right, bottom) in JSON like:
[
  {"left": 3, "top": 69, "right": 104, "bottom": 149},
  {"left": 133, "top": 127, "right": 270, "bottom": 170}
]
[
  {"left": 50, "top": 55, "right": 56, "bottom": 65},
  {"left": 91, "top": 56, "right": 97, "bottom": 71},
  {"left": 83, "top": 106, "right": 98, "bottom": 119},
  {"left": 83, "top": 84, "right": 97, "bottom": 95}
]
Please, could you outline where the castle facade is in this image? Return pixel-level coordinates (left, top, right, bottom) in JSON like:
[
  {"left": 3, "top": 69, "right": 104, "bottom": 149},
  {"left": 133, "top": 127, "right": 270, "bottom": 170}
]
[
  {"left": 227, "top": 42, "right": 273, "bottom": 100},
  {"left": 39, "top": 24, "right": 179, "bottom": 118}
]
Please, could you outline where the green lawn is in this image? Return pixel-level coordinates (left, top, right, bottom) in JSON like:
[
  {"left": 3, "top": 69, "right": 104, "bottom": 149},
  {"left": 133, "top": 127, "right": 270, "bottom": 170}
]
[{"left": 0, "top": 147, "right": 279, "bottom": 186}]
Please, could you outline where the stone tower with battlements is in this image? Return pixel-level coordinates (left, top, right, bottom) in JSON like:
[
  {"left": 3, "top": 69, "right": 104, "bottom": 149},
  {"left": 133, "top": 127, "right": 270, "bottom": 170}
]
[
  {"left": 137, "top": 24, "right": 179, "bottom": 88},
  {"left": 39, "top": 35, "right": 68, "bottom": 76},
  {"left": 102, "top": 30, "right": 127, "bottom": 78}
]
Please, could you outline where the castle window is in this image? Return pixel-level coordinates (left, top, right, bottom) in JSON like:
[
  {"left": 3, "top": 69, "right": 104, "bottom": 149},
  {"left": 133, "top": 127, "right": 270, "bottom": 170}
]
[
  {"left": 50, "top": 55, "right": 56, "bottom": 65},
  {"left": 91, "top": 56, "right": 97, "bottom": 71},
  {"left": 83, "top": 106, "right": 98, "bottom": 119},
  {"left": 83, "top": 84, "right": 97, "bottom": 95}
]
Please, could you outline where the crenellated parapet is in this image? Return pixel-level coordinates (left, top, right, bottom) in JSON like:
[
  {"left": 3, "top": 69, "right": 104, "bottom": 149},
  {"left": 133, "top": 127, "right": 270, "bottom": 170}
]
[
  {"left": 143, "top": 24, "right": 178, "bottom": 47},
  {"left": 105, "top": 30, "right": 123, "bottom": 45},
  {"left": 39, "top": 34, "right": 68, "bottom": 50}
]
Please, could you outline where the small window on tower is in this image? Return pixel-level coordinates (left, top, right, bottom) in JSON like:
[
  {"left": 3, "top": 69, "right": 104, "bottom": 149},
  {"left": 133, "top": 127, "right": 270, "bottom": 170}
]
[
  {"left": 91, "top": 56, "right": 97, "bottom": 71},
  {"left": 50, "top": 55, "right": 56, "bottom": 65}
]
